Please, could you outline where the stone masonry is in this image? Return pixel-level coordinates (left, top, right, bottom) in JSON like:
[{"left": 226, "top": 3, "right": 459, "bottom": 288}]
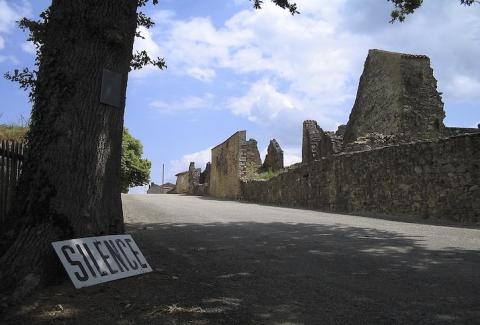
[
  {"left": 302, "top": 120, "right": 333, "bottom": 164},
  {"left": 199, "top": 162, "right": 211, "bottom": 185},
  {"left": 242, "top": 133, "right": 480, "bottom": 223},
  {"left": 209, "top": 131, "right": 247, "bottom": 199},
  {"left": 188, "top": 162, "right": 201, "bottom": 189},
  {"left": 262, "top": 139, "right": 284, "bottom": 171},
  {"left": 175, "top": 171, "right": 189, "bottom": 193},
  {"left": 246, "top": 138, "right": 262, "bottom": 169},
  {"left": 343, "top": 49, "right": 445, "bottom": 144},
  {"left": 176, "top": 49, "right": 479, "bottom": 223}
]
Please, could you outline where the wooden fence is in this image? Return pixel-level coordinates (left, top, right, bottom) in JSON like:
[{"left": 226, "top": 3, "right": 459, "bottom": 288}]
[{"left": 0, "top": 140, "right": 25, "bottom": 224}]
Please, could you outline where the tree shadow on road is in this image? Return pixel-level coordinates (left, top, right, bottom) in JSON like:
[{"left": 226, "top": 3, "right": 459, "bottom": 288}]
[{"left": 2, "top": 221, "right": 479, "bottom": 324}]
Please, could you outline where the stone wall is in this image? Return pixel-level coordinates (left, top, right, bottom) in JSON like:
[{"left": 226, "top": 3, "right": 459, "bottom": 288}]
[
  {"left": 444, "top": 127, "right": 480, "bottom": 137},
  {"left": 262, "top": 139, "right": 284, "bottom": 171},
  {"left": 147, "top": 182, "right": 175, "bottom": 194},
  {"left": 343, "top": 49, "right": 445, "bottom": 144},
  {"left": 209, "top": 131, "right": 247, "bottom": 199},
  {"left": 302, "top": 120, "right": 333, "bottom": 163},
  {"left": 246, "top": 139, "right": 262, "bottom": 168},
  {"left": 175, "top": 172, "right": 190, "bottom": 194},
  {"left": 188, "top": 162, "right": 201, "bottom": 189},
  {"left": 199, "top": 162, "right": 211, "bottom": 184},
  {"left": 242, "top": 133, "right": 480, "bottom": 223}
]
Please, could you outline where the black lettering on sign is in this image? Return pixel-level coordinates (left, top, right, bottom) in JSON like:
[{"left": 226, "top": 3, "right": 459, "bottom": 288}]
[
  {"left": 116, "top": 239, "right": 138, "bottom": 270},
  {"left": 94, "top": 241, "right": 118, "bottom": 275},
  {"left": 125, "top": 238, "right": 148, "bottom": 269},
  {"left": 75, "top": 244, "right": 96, "bottom": 278},
  {"left": 83, "top": 243, "right": 107, "bottom": 276},
  {"left": 104, "top": 240, "right": 128, "bottom": 272},
  {"left": 61, "top": 245, "right": 88, "bottom": 282}
]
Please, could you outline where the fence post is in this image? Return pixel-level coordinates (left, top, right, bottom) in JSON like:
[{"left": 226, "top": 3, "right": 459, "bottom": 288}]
[{"left": 0, "top": 140, "right": 25, "bottom": 225}]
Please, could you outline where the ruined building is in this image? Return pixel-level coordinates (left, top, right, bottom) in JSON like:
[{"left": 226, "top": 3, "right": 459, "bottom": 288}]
[
  {"left": 302, "top": 120, "right": 334, "bottom": 163},
  {"left": 208, "top": 131, "right": 285, "bottom": 198},
  {"left": 343, "top": 49, "right": 445, "bottom": 145},
  {"left": 176, "top": 49, "right": 480, "bottom": 223},
  {"left": 262, "top": 139, "right": 284, "bottom": 171}
]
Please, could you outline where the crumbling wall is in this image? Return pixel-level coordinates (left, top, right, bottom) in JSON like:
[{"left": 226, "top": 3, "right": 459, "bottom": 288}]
[
  {"left": 343, "top": 49, "right": 445, "bottom": 145},
  {"left": 188, "top": 162, "right": 201, "bottom": 189},
  {"left": 444, "top": 127, "right": 480, "bottom": 137},
  {"left": 175, "top": 172, "right": 190, "bottom": 194},
  {"left": 302, "top": 120, "right": 334, "bottom": 164},
  {"left": 199, "top": 162, "right": 211, "bottom": 184},
  {"left": 147, "top": 182, "right": 175, "bottom": 194},
  {"left": 246, "top": 139, "right": 262, "bottom": 168},
  {"left": 327, "top": 125, "right": 346, "bottom": 154},
  {"left": 209, "top": 131, "right": 247, "bottom": 199},
  {"left": 175, "top": 162, "right": 202, "bottom": 194},
  {"left": 242, "top": 133, "right": 480, "bottom": 223},
  {"left": 262, "top": 139, "right": 284, "bottom": 171}
]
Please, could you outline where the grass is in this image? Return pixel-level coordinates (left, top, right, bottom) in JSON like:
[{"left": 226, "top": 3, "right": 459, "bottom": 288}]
[
  {"left": 0, "top": 124, "right": 28, "bottom": 141},
  {"left": 244, "top": 162, "right": 285, "bottom": 181},
  {"left": 256, "top": 169, "right": 284, "bottom": 180}
]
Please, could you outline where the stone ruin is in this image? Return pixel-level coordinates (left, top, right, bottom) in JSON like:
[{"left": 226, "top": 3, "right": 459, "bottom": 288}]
[
  {"left": 343, "top": 49, "right": 446, "bottom": 145},
  {"left": 174, "top": 49, "right": 480, "bottom": 222},
  {"left": 302, "top": 49, "right": 480, "bottom": 158},
  {"left": 176, "top": 131, "right": 286, "bottom": 199},
  {"left": 199, "top": 162, "right": 211, "bottom": 184},
  {"left": 174, "top": 162, "right": 209, "bottom": 195},
  {"left": 302, "top": 120, "right": 333, "bottom": 164},
  {"left": 246, "top": 139, "right": 262, "bottom": 169},
  {"left": 262, "top": 139, "right": 284, "bottom": 171}
]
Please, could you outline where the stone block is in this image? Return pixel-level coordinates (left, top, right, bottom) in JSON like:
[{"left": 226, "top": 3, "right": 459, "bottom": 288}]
[{"left": 262, "top": 139, "right": 284, "bottom": 171}]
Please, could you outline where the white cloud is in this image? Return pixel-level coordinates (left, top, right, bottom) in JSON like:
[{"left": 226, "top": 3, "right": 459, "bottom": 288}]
[
  {"left": 146, "top": 0, "right": 480, "bottom": 133},
  {"left": 0, "top": 0, "right": 19, "bottom": 32},
  {"left": 232, "top": 0, "right": 247, "bottom": 6},
  {"left": 0, "top": 54, "right": 19, "bottom": 64},
  {"left": 283, "top": 147, "right": 302, "bottom": 166},
  {"left": 0, "top": 0, "right": 31, "bottom": 49},
  {"left": 21, "top": 41, "right": 35, "bottom": 54},
  {"left": 149, "top": 1, "right": 365, "bottom": 130},
  {"left": 133, "top": 26, "right": 161, "bottom": 58},
  {"left": 186, "top": 67, "right": 216, "bottom": 82},
  {"left": 445, "top": 75, "right": 480, "bottom": 101},
  {"left": 169, "top": 147, "right": 212, "bottom": 177},
  {"left": 151, "top": 9, "right": 176, "bottom": 23},
  {"left": 228, "top": 79, "right": 300, "bottom": 123},
  {"left": 130, "top": 26, "right": 165, "bottom": 78},
  {"left": 150, "top": 93, "right": 214, "bottom": 113}
]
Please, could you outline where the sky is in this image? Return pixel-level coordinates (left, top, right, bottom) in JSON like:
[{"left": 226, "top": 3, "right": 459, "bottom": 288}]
[{"left": 0, "top": 0, "right": 479, "bottom": 193}]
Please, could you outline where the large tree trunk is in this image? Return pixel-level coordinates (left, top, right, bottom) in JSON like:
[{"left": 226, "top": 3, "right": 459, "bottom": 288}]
[{"left": 0, "top": 0, "right": 138, "bottom": 297}]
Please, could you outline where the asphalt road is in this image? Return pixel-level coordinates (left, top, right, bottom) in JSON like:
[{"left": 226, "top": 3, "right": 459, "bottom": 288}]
[{"left": 121, "top": 194, "right": 480, "bottom": 324}]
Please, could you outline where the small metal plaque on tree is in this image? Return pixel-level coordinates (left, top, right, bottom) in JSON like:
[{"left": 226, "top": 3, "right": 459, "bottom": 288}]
[{"left": 100, "top": 69, "right": 123, "bottom": 108}]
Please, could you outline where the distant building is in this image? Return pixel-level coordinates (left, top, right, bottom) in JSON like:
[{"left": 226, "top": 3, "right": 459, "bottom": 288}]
[
  {"left": 147, "top": 182, "right": 175, "bottom": 194},
  {"left": 175, "top": 170, "right": 190, "bottom": 194}
]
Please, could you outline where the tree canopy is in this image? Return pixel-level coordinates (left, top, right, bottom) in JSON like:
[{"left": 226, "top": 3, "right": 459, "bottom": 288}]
[
  {"left": 120, "top": 129, "right": 151, "bottom": 193},
  {"left": 389, "top": 0, "right": 478, "bottom": 22}
]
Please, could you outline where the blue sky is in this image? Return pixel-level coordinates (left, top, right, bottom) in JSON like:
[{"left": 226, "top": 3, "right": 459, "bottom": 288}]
[{"left": 1, "top": 0, "right": 479, "bottom": 192}]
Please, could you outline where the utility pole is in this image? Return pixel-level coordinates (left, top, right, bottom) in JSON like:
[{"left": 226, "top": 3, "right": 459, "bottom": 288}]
[{"left": 162, "top": 163, "right": 165, "bottom": 185}]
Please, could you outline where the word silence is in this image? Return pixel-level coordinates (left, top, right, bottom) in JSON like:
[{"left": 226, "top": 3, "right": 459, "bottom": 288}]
[{"left": 52, "top": 234, "right": 152, "bottom": 288}]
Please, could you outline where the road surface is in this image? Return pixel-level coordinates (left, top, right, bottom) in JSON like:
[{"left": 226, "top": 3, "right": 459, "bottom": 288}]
[
  {"left": 121, "top": 194, "right": 480, "bottom": 324},
  {"left": 3, "top": 194, "right": 479, "bottom": 324}
]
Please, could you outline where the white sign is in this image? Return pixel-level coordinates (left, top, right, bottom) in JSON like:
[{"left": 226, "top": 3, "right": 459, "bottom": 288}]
[{"left": 52, "top": 234, "right": 152, "bottom": 288}]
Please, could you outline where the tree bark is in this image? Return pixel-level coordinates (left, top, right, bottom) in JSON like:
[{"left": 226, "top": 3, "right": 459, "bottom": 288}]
[{"left": 0, "top": 0, "right": 138, "bottom": 297}]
